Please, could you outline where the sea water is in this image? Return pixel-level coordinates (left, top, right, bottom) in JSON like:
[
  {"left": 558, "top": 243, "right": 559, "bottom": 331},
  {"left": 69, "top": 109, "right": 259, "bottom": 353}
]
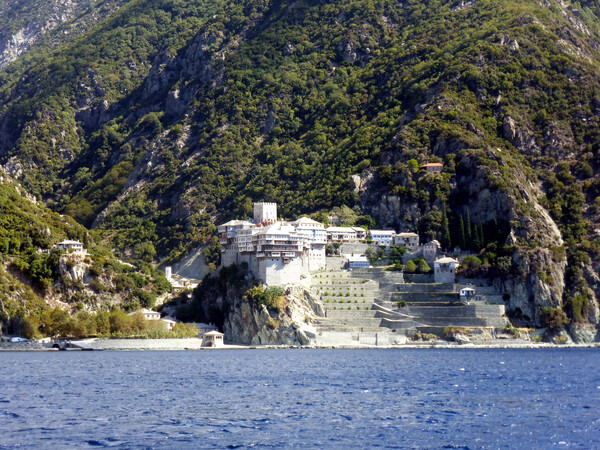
[{"left": 0, "top": 348, "right": 599, "bottom": 448}]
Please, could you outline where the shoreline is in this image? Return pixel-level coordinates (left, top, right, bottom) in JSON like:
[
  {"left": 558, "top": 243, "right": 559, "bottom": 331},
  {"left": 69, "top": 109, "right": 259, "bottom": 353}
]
[{"left": 1, "top": 338, "right": 599, "bottom": 351}]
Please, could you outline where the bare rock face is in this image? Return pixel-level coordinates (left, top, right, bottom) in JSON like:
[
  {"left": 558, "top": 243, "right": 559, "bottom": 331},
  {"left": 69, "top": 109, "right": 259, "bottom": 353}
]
[
  {"left": 503, "top": 116, "right": 541, "bottom": 156},
  {"left": 349, "top": 170, "right": 373, "bottom": 194},
  {"left": 568, "top": 323, "right": 599, "bottom": 343},
  {"left": 223, "top": 287, "right": 324, "bottom": 346},
  {"left": 337, "top": 40, "right": 357, "bottom": 63},
  {"left": 58, "top": 254, "right": 89, "bottom": 283},
  {"left": 492, "top": 171, "right": 566, "bottom": 326}
]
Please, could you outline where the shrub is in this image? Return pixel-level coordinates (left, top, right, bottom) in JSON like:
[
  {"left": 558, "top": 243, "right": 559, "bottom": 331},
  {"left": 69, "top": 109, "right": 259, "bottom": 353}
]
[
  {"left": 244, "top": 284, "right": 285, "bottom": 312},
  {"left": 417, "top": 259, "right": 431, "bottom": 274},
  {"left": 397, "top": 300, "right": 407, "bottom": 308},
  {"left": 540, "top": 307, "right": 569, "bottom": 330},
  {"left": 404, "top": 260, "right": 416, "bottom": 273},
  {"left": 565, "top": 294, "right": 589, "bottom": 323}
]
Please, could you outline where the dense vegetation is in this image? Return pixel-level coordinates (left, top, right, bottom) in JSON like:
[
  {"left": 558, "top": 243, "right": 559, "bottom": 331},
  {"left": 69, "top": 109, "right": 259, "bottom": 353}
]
[
  {"left": 0, "top": 175, "right": 172, "bottom": 336},
  {"left": 2, "top": 0, "right": 600, "bottom": 327},
  {"left": 20, "top": 308, "right": 197, "bottom": 339}
]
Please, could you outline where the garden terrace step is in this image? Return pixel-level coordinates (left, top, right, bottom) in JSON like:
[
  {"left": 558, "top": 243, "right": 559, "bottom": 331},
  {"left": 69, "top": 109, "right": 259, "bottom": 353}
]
[
  {"left": 390, "top": 292, "right": 460, "bottom": 303},
  {"left": 415, "top": 317, "right": 507, "bottom": 328},
  {"left": 404, "top": 304, "right": 506, "bottom": 318},
  {"left": 392, "top": 283, "right": 456, "bottom": 293}
]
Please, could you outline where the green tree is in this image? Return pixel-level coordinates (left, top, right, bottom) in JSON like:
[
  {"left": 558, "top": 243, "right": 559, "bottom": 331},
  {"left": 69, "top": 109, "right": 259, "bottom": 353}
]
[
  {"left": 458, "top": 215, "right": 466, "bottom": 250},
  {"left": 540, "top": 307, "right": 569, "bottom": 330},
  {"left": 404, "top": 260, "right": 416, "bottom": 273},
  {"left": 417, "top": 259, "right": 431, "bottom": 274},
  {"left": 440, "top": 204, "right": 451, "bottom": 250},
  {"left": 465, "top": 208, "right": 472, "bottom": 244}
]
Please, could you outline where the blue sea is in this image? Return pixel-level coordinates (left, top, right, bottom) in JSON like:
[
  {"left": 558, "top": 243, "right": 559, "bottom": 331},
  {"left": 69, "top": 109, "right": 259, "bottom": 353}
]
[{"left": 1, "top": 349, "right": 599, "bottom": 448}]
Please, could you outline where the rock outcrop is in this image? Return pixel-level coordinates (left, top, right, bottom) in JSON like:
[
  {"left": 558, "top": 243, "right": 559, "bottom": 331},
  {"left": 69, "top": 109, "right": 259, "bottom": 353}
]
[
  {"left": 186, "top": 267, "right": 325, "bottom": 346},
  {"left": 224, "top": 287, "right": 324, "bottom": 346}
]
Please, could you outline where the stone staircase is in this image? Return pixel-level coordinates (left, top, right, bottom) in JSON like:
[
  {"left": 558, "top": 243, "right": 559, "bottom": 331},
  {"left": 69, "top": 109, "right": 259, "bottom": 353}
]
[{"left": 310, "top": 268, "right": 507, "bottom": 345}]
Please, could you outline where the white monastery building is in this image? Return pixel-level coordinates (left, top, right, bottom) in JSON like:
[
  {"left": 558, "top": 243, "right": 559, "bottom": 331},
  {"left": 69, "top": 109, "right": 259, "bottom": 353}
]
[
  {"left": 368, "top": 230, "right": 395, "bottom": 247},
  {"left": 394, "top": 232, "right": 419, "bottom": 251},
  {"left": 219, "top": 203, "right": 327, "bottom": 286},
  {"left": 434, "top": 256, "right": 460, "bottom": 284},
  {"left": 54, "top": 240, "right": 86, "bottom": 254}
]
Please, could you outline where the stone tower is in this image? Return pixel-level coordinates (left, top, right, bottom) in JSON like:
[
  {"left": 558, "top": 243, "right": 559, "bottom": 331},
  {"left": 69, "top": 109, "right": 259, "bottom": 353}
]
[{"left": 254, "top": 202, "right": 278, "bottom": 225}]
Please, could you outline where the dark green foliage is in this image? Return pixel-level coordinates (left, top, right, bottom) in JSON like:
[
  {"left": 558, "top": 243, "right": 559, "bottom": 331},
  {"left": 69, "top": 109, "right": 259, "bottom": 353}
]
[
  {"left": 440, "top": 204, "right": 451, "bottom": 250},
  {"left": 565, "top": 293, "right": 590, "bottom": 324},
  {"left": 417, "top": 259, "right": 431, "bottom": 274},
  {"left": 404, "top": 260, "right": 416, "bottom": 274},
  {"left": 540, "top": 307, "right": 569, "bottom": 330},
  {"left": 389, "top": 246, "right": 407, "bottom": 264},
  {"left": 460, "top": 256, "right": 483, "bottom": 278},
  {"left": 244, "top": 284, "right": 285, "bottom": 313},
  {"left": 202, "top": 236, "right": 222, "bottom": 271}
]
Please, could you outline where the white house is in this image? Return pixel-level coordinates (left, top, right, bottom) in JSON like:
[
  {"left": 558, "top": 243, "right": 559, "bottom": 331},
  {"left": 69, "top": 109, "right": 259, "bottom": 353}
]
[
  {"left": 368, "top": 230, "right": 395, "bottom": 247},
  {"left": 202, "top": 330, "right": 225, "bottom": 348},
  {"left": 291, "top": 217, "right": 327, "bottom": 271},
  {"left": 326, "top": 226, "right": 360, "bottom": 243},
  {"left": 54, "top": 240, "right": 85, "bottom": 254},
  {"left": 434, "top": 256, "right": 460, "bottom": 284},
  {"left": 130, "top": 309, "right": 161, "bottom": 321},
  {"left": 351, "top": 227, "right": 367, "bottom": 240},
  {"left": 194, "top": 323, "right": 219, "bottom": 336},
  {"left": 160, "top": 317, "right": 178, "bottom": 330},
  {"left": 394, "top": 232, "right": 419, "bottom": 251}
]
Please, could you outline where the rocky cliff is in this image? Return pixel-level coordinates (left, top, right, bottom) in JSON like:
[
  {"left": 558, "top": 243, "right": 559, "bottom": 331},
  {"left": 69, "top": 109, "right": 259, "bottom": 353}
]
[
  {"left": 181, "top": 266, "right": 324, "bottom": 346},
  {"left": 224, "top": 286, "right": 324, "bottom": 346}
]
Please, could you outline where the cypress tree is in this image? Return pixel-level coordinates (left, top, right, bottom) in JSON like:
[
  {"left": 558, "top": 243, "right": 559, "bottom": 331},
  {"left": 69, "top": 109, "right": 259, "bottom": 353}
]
[
  {"left": 458, "top": 215, "right": 466, "bottom": 250},
  {"left": 473, "top": 222, "right": 481, "bottom": 250},
  {"left": 465, "top": 207, "right": 472, "bottom": 243},
  {"left": 479, "top": 223, "right": 485, "bottom": 248},
  {"left": 441, "top": 204, "right": 451, "bottom": 250}
]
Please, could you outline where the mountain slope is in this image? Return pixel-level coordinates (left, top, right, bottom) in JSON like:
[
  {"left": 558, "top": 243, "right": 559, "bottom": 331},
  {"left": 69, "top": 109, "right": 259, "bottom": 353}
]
[
  {"left": 0, "top": 0, "right": 132, "bottom": 69},
  {"left": 1, "top": 0, "right": 600, "bottom": 328}
]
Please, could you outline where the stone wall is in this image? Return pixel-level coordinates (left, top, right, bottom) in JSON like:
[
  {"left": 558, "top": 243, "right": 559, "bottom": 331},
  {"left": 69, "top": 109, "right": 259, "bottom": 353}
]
[
  {"left": 325, "top": 256, "right": 346, "bottom": 270},
  {"left": 339, "top": 243, "right": 370, "bottom": 255}
]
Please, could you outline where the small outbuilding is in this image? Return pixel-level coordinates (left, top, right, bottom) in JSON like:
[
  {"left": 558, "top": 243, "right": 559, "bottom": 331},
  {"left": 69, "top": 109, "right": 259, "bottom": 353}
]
[
  {"left": 347, "top": 255, "right": 370, "bottom": 269},
  {"left": 459, "top": 286, "right": 476, "bottom": 303},
  {"left": 194, "top": 323, "right": 219, "bottom": 336},
  {"left": 434, "top": 256, "right": 460, "bottom": 284},
  {"left": 202, "top": 330, "right": 225, "bottom": 348},
  {"left": 423, "top": 239, "right": 442, "bottom": 264},
  {"left": 422, "top": 162, "right": 444, "bottom": 173}
]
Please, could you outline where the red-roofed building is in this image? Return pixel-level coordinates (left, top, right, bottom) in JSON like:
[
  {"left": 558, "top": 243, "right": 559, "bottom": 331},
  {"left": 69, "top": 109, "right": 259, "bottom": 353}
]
[{"left": 422, "top": 163, "right": 444, "bottom": 173}]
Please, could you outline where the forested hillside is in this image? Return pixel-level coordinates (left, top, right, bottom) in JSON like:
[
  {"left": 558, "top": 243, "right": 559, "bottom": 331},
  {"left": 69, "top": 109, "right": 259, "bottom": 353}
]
[{"left": 1, "top": 0, "right": 600, "bottom": 328}]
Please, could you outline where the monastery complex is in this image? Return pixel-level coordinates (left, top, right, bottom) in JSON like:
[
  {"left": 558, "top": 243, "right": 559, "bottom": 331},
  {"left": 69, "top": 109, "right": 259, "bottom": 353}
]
[{"left": 218, "top": 202, "right": 451, "bottom": 286}]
